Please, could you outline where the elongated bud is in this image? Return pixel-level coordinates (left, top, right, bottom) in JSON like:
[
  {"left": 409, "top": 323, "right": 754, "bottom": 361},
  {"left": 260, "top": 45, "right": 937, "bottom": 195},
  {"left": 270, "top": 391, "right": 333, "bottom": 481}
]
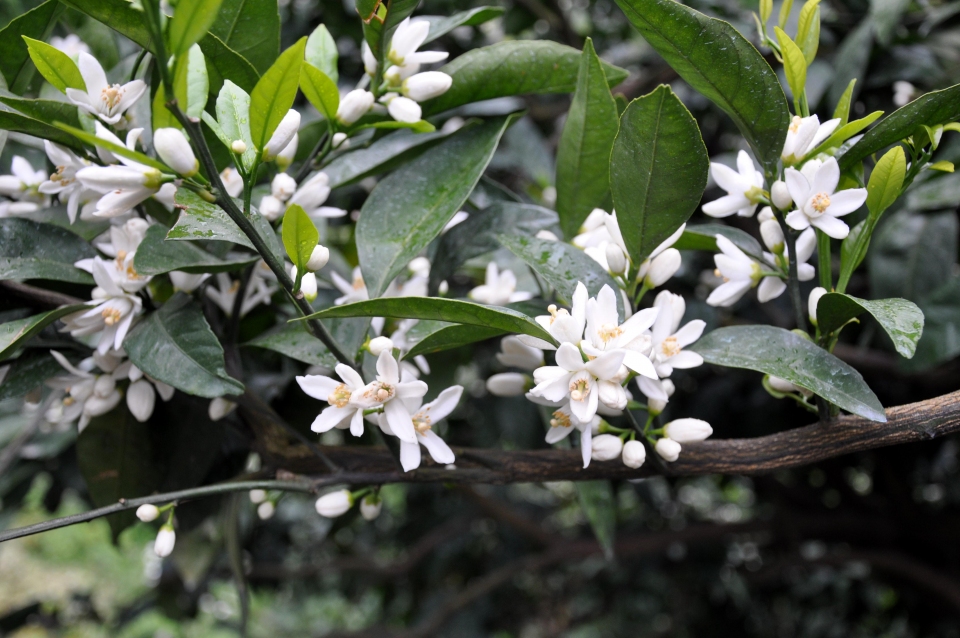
[
  {"left": 336, "top": 90, "right": 374, "bottom": 125},
  {"left": 486, "top": 372, "right": 528, "bottom": 396},
  {"left": 257, "top": 501, "right": 276, "bottom": 520},
  {"left": 154, "top": 525, "right": 176, "bottom": 557},
  {"left": 276, "top": 133, "right": 298, "bottom": 172},
  {"left": 808, "top": 286, "right": 827, "bottom": 326},
  {"left": 655, "top": 437, "right": 681, "bottom": 462},
  {"left": 387, "top": 95, "right": 422, "bottom": 123},
  {"left": 127, "top": 379, "right": 155, "bottom": 422},
  {"left": 771, "top": 180, "right": 792, "bottom": 209},
  {"left": 154, "top": 128, "right": 198, "bottom": 177},
  {"left": 306, "top": 244, "right": 330, "bottom": 271},
  {"left": 760, "top": 219, "right": 785, "bottom": 254},
  {"left": 368, "top": 336, "right": 394, "bottom": 356},
  {"left": 231, "top": 139, "right": 247, "bottom": 154},
  {"left": 402, "top": 72, "right": 452, "bottom": 102},
  {"left": 360, "top": 494, "right": 382, "bottom": 521},
  {"left": 663, "top": 418, "right": 712, "bottom": 443},
  {"left": 605, "top": 243, "right": 627, "bottom": 275},
  {"left": 249, "top": 489, "right": 267, "bottom": 504},
  {"left": 271, "top": 172, "right": 297, "bottom": 202},
  {"left": 644, "top": 248, "right": 681, "bottom": 287},
  {"left": 622, "top": 439, "right": 646, "bottom": 468},
  {"left": 259, "top": 195, "right": 284, "bottom": 221},
  {"left": 332, "top": 132, "right": 348, "bottom": 148},
  {"left": 262, "top": 110, "right": 301, "bottom": 162},
  {"left": 768, "top": 375, "right": 801, "bottom": 393},
  {"left": 361, "top": 40, "right": 378, "bottom": 76},
  {"left": 316, "top": 489, "right": 353, "bottom": 517},
  {"left": 136, "top": 504, "right": 160, "bottom": 522},
  {"left": 208, "top": 396, "right": 236, "bottom": 421},
  {"left": 301, "top": 272, "right": 318, "bottom": 301},
  {"left": 591, "top": 433, "right": 624, "bottom": 461}
]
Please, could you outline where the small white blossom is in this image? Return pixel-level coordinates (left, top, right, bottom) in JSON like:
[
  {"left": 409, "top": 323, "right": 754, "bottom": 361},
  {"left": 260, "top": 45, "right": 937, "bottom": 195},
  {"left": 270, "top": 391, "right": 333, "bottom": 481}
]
[
  {"left": 529, "top": 341, "right": 625, "bottom": 424},
  {"left": 360, "top": 495, "right": 382, "bottom": 520},
  {"left": 582, "top": 284, "right": 659, "bottom": 380},
  {"left": 655, "top": 437, "right": 681, "bottom": 462},
  {"left": 77, "top": 126, "right": 167, "bottom": 218},
  {"left": 809, "top": 286, "right": 827, "bottom": 326},
  {"left": 468, "top": 262, "right": 533, "bottom": 305},
  {"left": 702, "top": 151, "right": 765, "bottom": 218},
  {"left": 401, "top": 71, "right": 452, "bottom": 102},
  {"left": 66, "top": 52, "right": 146, "bottom": 125},
  {"left": 784, "top": 157, "right": 867, "bottom": 239},
  {"left": 205, "top": 271, "right": 276, "bottom": 317},
  {"left": 39, "top": 142, "right": 92, "bottom": 222},
  {"left": 336, "top": 89, "right": 374, "bottom": 125},
  {"left": 486, "top": 372, "right": 528, "bottom": 396},
  {"left": 368, "top": 336, "right": 394, "bottom": 356},
  {"left": 622, "top": 439, "right": 646, "bottom": 468},
  {"left": 276, "top": 133, "right": 299, "bottom": 172},
  {"left": 663, "top": 418, "right": 712, "bottom": 442},
  {"left": 154, "top": 525, "right": 176, "bottom": 557},
  {"left": 638, "top": 292, "right": 703, "bottom": 403},
  {"left": 61, "top": 260, "right": 143, "bottom": 355},
  {"left": 136, "top": 504, "right": 160, "bottom": 522},
  {"left": 153, "top": 128, "right": 198, "bottom": 177},
  {"left": 51, "top": 34, "right": 90, "bottom": 58},
  {"left": 380, "top": 385, "right": 462, "bottom": 471},
  {"left": 495, "top": 335, "right": 544, "bottom": 370},
  {"left": 781, "top": 114, "right": 840, "bottom": 165},
  {"left": 262, "top": 109, "right": 301, "bottom": 162},
  {"left": 0, "top": 156, "right": 49, "bottom": 214}
]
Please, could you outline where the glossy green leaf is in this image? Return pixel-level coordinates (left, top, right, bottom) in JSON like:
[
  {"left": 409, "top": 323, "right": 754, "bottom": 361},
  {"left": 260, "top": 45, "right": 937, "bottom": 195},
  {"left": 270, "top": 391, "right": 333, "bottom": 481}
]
[
  {"left": 244, "top": 321, "right": 337, "bottom": 367},
  {"left": 169, "top": 0, "right": 224, "bottom": 57},
  {"left": 673, "top": 224, "right": 764, "bottom": 259},
  {"left": 305, "top": 24, "right": 338, "bottom": 84},
  {"left": 421, "top": 41, "right": 628, "bottom": 116},
  {"left": 0, "top": 351, "right": 63, "bottom": 401},
  {"left": 556, "top": 38, "right": 620, "bottom": 239},
  {"left": 134, "top": 224, "right": 258, "bottom": 275},
  {"left": 28, "top": 206, "right": 109, "bottom": 241},
  {"left": 125, "top": 294, "right": 244, "bottom": 398},
  {"left": 323, "top": 129, "right": 449, "bottom": 188},
  {"left": 198, "top": 32, "right": 260, "bottom": 94},
  {"left": 0, "top": 304, "right": 90, "bottom": 359},
  {"left": 0, "top": 218, "right": 95, "bottom": 285},
  {"left": 249, "top": 37, "right": 305, "bottom": 154},
  {"left": 869, "top": 211, "right": 957, "bottom": 304},
  {"left": 866, "top": 146, "right": 906, "bottom": 217},
  {"left": 610, "top": 85, "right": 708, "bottom": 263},
  {"left": 300, "top": 63, "right": 339, "bottom": 121},
  {"left": 0, "top": 109, "right": 85, "bottom": 152},
  {"left": 817, "top": 293, "right": 923, "bottom": 358},
  {"left": 833, "top": 79, "right": 856, "bottom": 127},
  {"left": 175, "top": 44, "right": 209, "bottom": 119},
  {"left": 55, "top": 122, "right": 169, "bottom": 172},
  {"left": 168, "top": 189, "right": 282, "bottom": 260},
  {"left": 281, "top": 203, "right": 318, "bottom": 275},
  {"left": 869, "top": 0, "right": 910, "bottom": 46},
  {"left": 403, "top": 323, "right": 507, "bottom": 359},
  {"left": 22, "top": 36, "right": 85, "bottom": 92},
  {"left": 614, "top": 0, "right": 790, "bottom": 177},
  {"left": 209, "top": 0, "right": 280, "bottom": 74},
  {"left": 213, "top": 80, "right": 257, "bottom": 171},
  {"left": 795, "top": 0, "right": 820, "bottom": 65},
  {"left": 60, "top": 0, "right": 152, "bottom": 51},
  {"left": 775, "top": 27, "right": 806, "bottom": 104},
  {"left": 906, "top": 173, "right": 960, "bottom": 211},
  {"left": 422, "top": 7, "right": 505, "bottom": 44},
  {"left": 356, "top": 114, "right": 517, "bottom": 297},
  {"left": 152, "top": 84, "right": 179, "bottom": 132},
  {"left": 499, "top": 234, "right": 625, "bottom": 319},
  {"left": 690, "top": 325, "right": 886, "bottom": 421},
  {"left": 839, "top": 84, "right": 960, "bottom": 171},
  {"left": 576, "top": 481, "right": 616, "bottom": 560},
  {"left": 300, "top": 297, "right": 557, "bottom": 345},
  {"left": 0, "top": 94, "right": 81, "bottom": 130},
  {"left": 0, "top": 0, "right": 62, "bottom": 91}
]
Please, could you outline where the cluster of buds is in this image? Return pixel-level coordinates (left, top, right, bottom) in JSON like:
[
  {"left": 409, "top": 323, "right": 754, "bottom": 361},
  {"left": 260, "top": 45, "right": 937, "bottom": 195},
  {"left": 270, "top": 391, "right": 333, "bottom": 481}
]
[
  {"left": 290, "top": 243, "right": 331, "bottom": 302},
  {"left": 315, "top": 489, "right": 382, "bottom": 521}
]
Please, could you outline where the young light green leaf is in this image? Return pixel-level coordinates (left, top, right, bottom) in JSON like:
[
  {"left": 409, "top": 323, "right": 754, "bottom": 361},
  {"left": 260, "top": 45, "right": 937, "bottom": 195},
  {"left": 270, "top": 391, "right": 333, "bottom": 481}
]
[
  {"left": 775, "top": 27, "right": 807, "bottom": 105},
  {"left": 152, "top": 84, "right": 178, "bottom": 131},
  {"left": 22, "top": 36, "right": 85, "bottom": 93},
  {"left": 833, "top": 79, "right": 856, "bottom": 126},
  {"left": 215, "top": 80, "right": 257, "bottom": 171},
  {"left": 305, "top": 24, "right": 338, "bottom": 84},
  {"left": 249, "top": 37, "right": 305, "bottom": 154},
  {"left": 610, "top": 85, "right": 708, "bottom": 264},
  {"left": 689, "top": 325, "right": 886, "bottom": 422},
  {"left": 0, "top": 218, "right": 95, "bottom": 285},
  {"left": 281, "top": 203, "right": 318, "bottom": 275},
  {"left": 576, "top": 481, "right": 616, "bottom": 560},
  {"left": 778, "top": 0, "right": 794, "bottom": 29},
  {"left": 209, "top": 0, "right": 280, "bottom": 74},
  {"left": 556, "top": 38, "right": 620, "bottom": 240},
  {"left": 615, "top": 0, "right": 790, "bottom": 177},
  {"left": 175, "top": 44, "right": 209, "bottom": 118},
  {"left": 134, "top": 224, "right": 258, "bottom": 275},
  {"left": 300, "top": 63, "right": 339, "bottom": 121},
  {"left": 0, "top": 0, "right": 63, "bottom": 91},
  {"left": 0, "top": 304, "right": 90, "bottom": 359},
  {"left": 759, "top": 0, "right": 773, "bottom": 23},
  {"left": 169, "top": 0, "right": 224, "bottom": 57},
  {"left": 866, "top": 146, "right": 906, "bottom": 217},
  {"left": 817, "top": 293, "right": 923, "bottom": 358},
  {"left": 795, "top": 0, "right": 820, "bottom": 65},
  {"left": 356, "top": 115, "right": 517, "bottom": 298},
  {"left": 125, "top": 294, "right": 244, "bottom": 398}
]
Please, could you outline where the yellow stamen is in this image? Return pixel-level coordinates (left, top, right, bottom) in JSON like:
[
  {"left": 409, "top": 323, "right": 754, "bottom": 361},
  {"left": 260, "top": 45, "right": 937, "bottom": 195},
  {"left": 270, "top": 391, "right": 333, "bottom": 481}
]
[{"left": 327, "top": 383, "right": 352, "bottom": 408}]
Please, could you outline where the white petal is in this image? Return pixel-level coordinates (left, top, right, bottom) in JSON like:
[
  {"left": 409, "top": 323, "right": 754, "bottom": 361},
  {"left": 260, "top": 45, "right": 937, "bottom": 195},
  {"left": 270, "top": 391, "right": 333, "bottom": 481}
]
[
  {"left": 297, "top": 375, "right": 341, "bottom": 400},
  {"left": 311, "top": 406, "right": 353, "bottom": 432},
  {"left": 419, "top": 430, "right": 455, "bottom": 464},
  {"left": 400, "top": 440, "right": 422, "bottom": 471},
  {"left": 785, "top": 210, "right": 811, "bottom": 231},
  {"left": 812, "top": 158, "right": 840, "bottom": 195},
  {"left": 555, "top": 342, "right": 585, "bottom": 372},
  {"left": 827, "top": 189, "right": 867, "bottom": 217},
  {"left": 810, "top": 214, "right": 850, "bottom": 239},
  {"left": 674, "top": 320, "right": 706, "bottom": 347},
  {"left": 757, "top": 276, "right": 787, "bottom": 302},
  {"left": 668, "top": 350, "right": 703, "bottom": 369},
  {"left": 385, "top": 399, "right": 417, "bottom": 443}
]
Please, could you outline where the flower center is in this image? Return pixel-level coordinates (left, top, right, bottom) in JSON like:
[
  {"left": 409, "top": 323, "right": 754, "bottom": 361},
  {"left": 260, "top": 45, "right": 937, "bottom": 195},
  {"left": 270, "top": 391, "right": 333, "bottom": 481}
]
[
  {"left": 353, "top": 275, "right": 365, "bottom": 291},
  {"left": 569, "top": 378, "right": 590, "bottom": 402},
  {"left": 660, "top": 335, "right": 681, "bottom": 358},
  {"left": 51, "top": 166, "right": 72, "bottom": 184},
  {"left": 63, "top": 396, "right": 75, "bottom": 406},
  {"left": 100, "top": 85, "right": 125, "bottom": 110},
  {"left": 327, "top": 383, "right": 352, "bottom": 408},
  {"left": 412, "top": 413, "right": 432, "bottom": 434},
  {"left": 363, "top": 381, "right": 395, "bottom": 403},
  {"left": 810, "top": 192, "right": 831, "bottom": 214},
  {"left": 546, "top": 304, "right": 570, "bottom": 325},
  {"left": 549, "top": 410, "right": 571, "bottom": 428},
  {"left": 598, "top": 324, "right": 622, "bottom": 343},
  {"left": 101, "top": 307, "right": 123, "bottom": 325}
]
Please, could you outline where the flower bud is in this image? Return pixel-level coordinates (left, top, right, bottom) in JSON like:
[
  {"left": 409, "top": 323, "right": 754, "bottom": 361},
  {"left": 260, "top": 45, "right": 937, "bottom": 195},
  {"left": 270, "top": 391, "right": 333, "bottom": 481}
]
[
  {"left": 771, "top": 180, "right": 792, "bottom": 209},
  {"left": 496, "top": 335, "right": 544, "bottom": 370},
  {"left": 655, "top": 437, "right": 681, "bottom": 462},
  {"left": 315, "top": 489, "right": 353, "bottom": 517},
  {"left": 535, "top": 230, "right": 559, "bottom": 241},
  {"left": 768, "top": 375, "right": 801, "bottom": 393},
  {"left": 127, "top": 379, "right": 156, "bottom": 422},
  {"left": 622, "top": 439, "right": 646, "bottom": 468},
  {"left": 336, "top": 89, "right": 374, "bottom": 125},
  {"left": 271, "top": 172, "right": 297, "bottom": 202},
  {"left": 257, "top": 501, "right": 275, "bottom": 520},
  {"left": 259, "top": 195, "right": 284, "bottom": 221},
  {"left": 154, "top": 128, "right": 198, "bottom": 177},
  {"left": 644, "top": 248, "right": 681, "bottom": 287},
  {"left": 154, "top": 525, "right": 176, "bottom": 557},
  {"left": 402, "top": 72, "right": 453, "bottom": 102},
  {"left": 486, "top": 372, "right": 528, "bottom": 396},
  {"left": 231, "top": 139, "right": 247, "bottom": 154},
  {"left": 361, "top": 40, "right": 378, "bottom": 77},
  {"left": 300, "top": 272, "right": 318, "bottom": 301},
  {"left": 590, "top": 433, "right": 624, "bottom": 462},
  {"left": 757, "top": 206, "right": 774, "bottom": 222},
  {"left": 249, "top": 489, "right": 267, "bottom": 504},
  {"left": 760, "top": 219, "right": 784, "bottom": 254},
  {"left": 387, "top": 95, "right": 422, "bottom": 123},
  {"left": 663, "top": 418, "right": 712, "bottom": 443},
  {"left": 332, "top": 132, "right": 348, "bottom": 148},
  {"left": 360, "top": 494, "right": 382, "bottom": 521},
  {"left": 276, "top": 133, "right": 299, "bottom": 172},
  {"left": 262, "top": 109, "right": 301, "bottom": 162},
  {"left": 368, "top": 336, "right": 394, "bottom": 356},
  {"left": 304, "top": 244, "right": 329, "bottom": 272},
  {"left": 438, "top": 280, "right": 449, "bottom": 295},
  {"left": 605, "top": 243, "right": 627, "bottom": 275},
  {"left": 94, "top": 374, "right": 116, "bottom": 397},
  {"left": 208, "top": 397, "right": 236, "bottom": 421},
  {"left": 648, "top": 397, "right": 667, "bottom": 415},
  {"left": 808, "top": 286, "right": 827, "bottom": 326},
  {"left": 136, "top": 504, "right": 160, "bottom": 522}
]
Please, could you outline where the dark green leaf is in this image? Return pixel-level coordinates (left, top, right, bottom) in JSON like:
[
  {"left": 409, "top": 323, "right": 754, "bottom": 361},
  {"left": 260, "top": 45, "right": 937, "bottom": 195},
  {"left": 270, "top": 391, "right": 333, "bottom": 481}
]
[
  {"left": 556, "top": 38, "right": 620, "bottom": 239},
  {"left": 22, "top": 36, "right": 86, "bottom": 92},
  {"left": 324, "top": 129, "right": 449, "bottom": 188},
  {"left": 305, "top": 24, "right": 338, "bottom": 84},
  {"left": 125, "top": 294, "right": 244, "bottom": 398},
  {"left": 576, "top": 481, "right": 616, "bottom": 560},
  {"left": 0, "top": 304, "right": 90, "bottom": 359},
  {"left": 906, "top": 173, "right": 960, "bottom": 212},
  {"left": 0, "top": 218, "right": 95, "bottom": 284},
  {"left": 869, "top": 0, "right": 910, "bottom": 46},
  {"left": 28, "top": 206, "right": 109, "bottom": 241},
  {"left": 245, "top": 321, "right": 335, "bottom": 367},
  {"left": 690, "top": 325, "right": 886, "bottom": 421},
  {"left": 817, "top": 293, "right": 924, "bottom": 358},
  {"left": 168, "top": 189, "right": 282, "bottom": 261},
  {"left": 356, "top": 114, "right": 517, "bottom": 297},
  {"left": 134, "top": 224, "right": 258, "bottom": 275},
  {"left": 673, "top": 224, "right": 764, "bottom": 259},
  {"left": 421, "top": 7, "right": 506, "bottom": 44},
  {"left": 0, "top": 351, "right": 62, "bottom": 401},
  {"left": 0, "top": 0, "right": 63, "bottom": 91},
  {"left": 199, "top": 32, "right": 261, "bottom": 94},
  {"left": 169, "top": 0, "right": 224, "bottom": 57},
  {"left": 0, "top": 109, "right": 85, "bottom": 152},
  {"left": 404, "top": 322, "right": 506, "bottom": 359},
  {"left": 421, "top": 41, "right": 628, "bottom": 117},
  {"left": 209, "top": 0, "right": 281, "bottom": 74},
  {"left": 60, "top": 0, "right": 152, "bottom": 51},
  {"left": 249, "top": 37, "right": 305, "bottom": 154},
  {"left": 0, "top": 93, "right": 81, "bottom": 130},
  {"left": 826, "top": 22, "right": 872, "bottom": 121},
  {"left": 869, "top": 211, "right": 957, "bottom": 303},
  {"left": 614, "top": 0, "right": 789, "bottom": 177},
  {"left": 281, "top": 203, "right": 318, "bottom": 274}
]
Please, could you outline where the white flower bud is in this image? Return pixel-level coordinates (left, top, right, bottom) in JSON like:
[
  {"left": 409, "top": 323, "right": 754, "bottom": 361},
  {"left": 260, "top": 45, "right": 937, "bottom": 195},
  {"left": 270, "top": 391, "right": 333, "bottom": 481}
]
[
  {"left": 486, "top": 372, "right": 528, "bottom": 396},
  {"left": 249, "top": 489, "right": 267, "bottom": 504},
  {"left": 154, "top": 525, "right": 176, "bottom": 557},
  {"left": 760, "top": 219, "right": 785, "bottom": 253},
  {"left": 590, "top": 433, "right": 624, "bottom": 461},
  {"left": 259, "top": 195, "right": 284, "bottom": 221},
  {"left": 535, "top": 230, "right": 559, "bottom": 241},
  {"left": 368, "top": 336, "right": 395, "bottom": 356},
  {"left": 622, "top": 440, "right": 647, "bottom": 468},
  {"left": 170, "top": 271, "right": 207, "bottom": 292},
  {"left": 94, "top": 374, "right": 116, "bottom": 397},
  {"left": 605, "top": 243, "right": 627, "bottom": 275},
  {"left": 361, "top": 40, "right": 378, "bottom": 76},
  {"left": 127, "top": 379, "right": 156, "bottom": 422},
  {"left": 257, "top": 501, "right": 276, "bottom": 520},
  {"left": 768, "top": 375, "right": 801, "bottom": 393},
  {"left": 644, "top": 248, "right": 682, "bottom": 287},
  {"left": 771, "top": 180, "right": 792, "bottom": 209},
  {"left": 306, "top": 244, "right": 330, "bottom": 271},
  {"left": 208, "top": 397, "right": 236, "bottom": 421},
  {"left": 387, "top": 95, "right": 422, "bottom": 123},
  {"left": 663, "top": 418, "right": 712, "bottom": 443},
  {"left": 757, "top": 206, "right": 774, "bottom": 222},
  {"left": 438, "top": 280, "right": 449, "bottom": 295},
  {"left": 332, "top": 132, "right": 348, "bottom": 148},
  {"left": 336, "top": 89, "right": 374, "bottom": 125},
  {"left": 496, "top": 336, "right": 544, "bottom": 370},
  {"left": 262, "top": 109, "right": 301, "bottom": 162},
  {"left": 136, "top": 504, "right": 160, "bottom": 522},
  {"left": 315, "top": 489, "right": 353, "bottom": 517},
  {"left": 662, "top": 379, "right": 676, "bottom": 397},
  {"left": 655, "top": 437, "right": 681, "bottom": 462},
  {"left": 271, "top": 172, "right": 297, "bottom": 202},
  {"left": 276, "top": 133, "right": 298, "bottom": 172},
  {"left": 300, "top": 272, "right": 318, "bottom": 301},
  {"left": 154, "top": 128, "right": 198, "bottom": 177},
  {"left": 360, "top": 495, "right": 382, "bottom": 521},
  {"left": 648, "top": 397, "right": 667, "bottom": 415},
  {"left": 402, "top": 72, "right": 452, "bottom": 102},
  {"left": 231, "top": 139, "right": 247, "bottom": 154},
  {"left": 809, "top": 286, "right": 827, "bottom": 326}
]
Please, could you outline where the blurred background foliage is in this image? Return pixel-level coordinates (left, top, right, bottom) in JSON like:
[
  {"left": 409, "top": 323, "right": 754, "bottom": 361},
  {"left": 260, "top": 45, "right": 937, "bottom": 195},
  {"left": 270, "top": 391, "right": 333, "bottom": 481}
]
[{"left": 1, "top": 0, "right": 959, "bottom": 635}]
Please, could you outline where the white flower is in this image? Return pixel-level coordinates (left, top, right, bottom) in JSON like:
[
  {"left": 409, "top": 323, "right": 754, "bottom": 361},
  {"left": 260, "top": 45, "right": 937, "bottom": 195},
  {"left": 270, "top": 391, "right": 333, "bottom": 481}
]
[
  {"left": 208, "top": 397, "right": 237, "bottom": 421},
  {"left": 170, "top": 271, "right": 208, "bottom": 292},
  {"left": 573, "top": 208, "right": 614, "bottom": 249},
  {"left": 51, "top": 34, "right": 90, "bottom": 58},
  {"left": 605, "top": 243, "right": 627, "bottom": 275},
  {"left": 336, "top": 89, "right": 374, "bottom": 125},
  {"left": 533, "top": 397, "right": 599, "bottom": 468},
  {"left": 526, "top": 281, "right": 588, "bottom": 348},
  {"left": 590, "top": 433, "right": 623, "bottom": 461},
  {"left": 386, "top": 18, "right": 449, "bottom": 80},
  {"left": 220, "top": 168, "right": 244, "bottom": 197},
  {"left": 288, "top": 172, "right": 345, "bottom": 220},
  {"left": 77, "top": 126, "right": 167, "bottom": 218},
  {"left": 153, "top": 525, "right": 176, "bottom": 557},
  {"left": 622, "top": 439, "right": 646, "bottom": 468},
  {"left": 262, "top": 109, "right": 301, "bottom": 162},
  {"left": 663, "top": 418, "right": 712, "bottom": 442},
  {"left": 486, "top": 372, "right": 528, "bottom": 396},
  {"left": 529, "top": 341, "right": 625, "bottom": 424},
  {"left": 249, "top": 489, "right": 267, "bottom": 504},
  {"left": 272, "top": 173, "right": 298, "bottom": 202},
  {"left": 402, "top": 71, "right": 452, "bottom": 102},
  {"left": 360, "top": 495, "right": 382, "bottom": 521},
  {"left": 380, "top": 385, "right": 462, "bottom": 471},
  {"left": 702, "top": 150, "right": 765, "bottom": 218},
  {"left": 368, "top": 336, "right": 394, "bottom": 356},
  {"left": 381, "top": 92, "right": 422, "bottom": 123},
  {"left": 257, "top": 501, "right": 275, "bottom": 520},
  {"left": 781, "top": 114, "right": 840, "bottom": 165},
  {"left": 582, "top": 284, "right": 659, "bottom": 379},
  {"left": 136, "top": 504, "right": 160, "bottom": 522},
  {"left": 39, "top": 142, "right": 92, "bottom": 222},
  {"left": 893, "top": 81, "right": 915, "bottom": 107},
  {"left": 655, "top": 437, "right": 681, "bottom": 462},
  {"left": 66, "top": 52, "right": 146, "bottom": 125},
  {"left": 297, "top": 362, "right": 370, "bottom": 437},
  {"left": 638, "top": 292, "right": 704, "bottom": 402},
  {"left": 754, "top": 225, "right": 816, "bottom": 302},
  {"left": 809, "top": 286, "right": 827, "bottom": 326},
  {"left": 468, "top": 262, "right": 533, "bottom": 305},
  {"left": 316, "top": 490, "right": 353, "bottom": 517},
  {"left": 259, "top": 195, "right": 284, "bottom": 221},
  {"left": 496, "top": 336, "right": 544, "bottom": 370},
  {"left": 331, "top": 267, "right": 369, "bottom": 305},
  {"left": 153, "top": 128, "right": 199, "bottom": 177},
  {"left": 771, "top": 180, "right": 792, "bottom": 210},
  {"left": 205, "top": 271, "right": 276, "bottom": 317},
  {"left": 0, "top": 155, "right": 48, "bottom": 212},
  {"left": 784, "top": 157, "right": 867, "bottom": 240},
  {"left": 61, "top": 260, "right": 143, "bottom": 355},
  {"left": 361, "top": 40, "right": 378, "bottom": 77},
  {"left": 706, "top": 236, "right": 764, "bottom": 307},
  {"left": 78, "top": 223, "right": 152, "bottom": 292},
  {"left": 45, "top": 350, "right": 123, "bottom": 431}
]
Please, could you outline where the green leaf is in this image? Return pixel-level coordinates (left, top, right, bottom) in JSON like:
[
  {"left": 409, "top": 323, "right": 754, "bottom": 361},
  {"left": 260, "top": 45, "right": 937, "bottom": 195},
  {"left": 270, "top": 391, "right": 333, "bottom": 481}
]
[
  {"left": 906, "top": 172, "right": 960, "bottom": 212},
  {"left": 421, "top": 7, "right": 506, "bottom": 44},
  {"left": 0, "top": 304, "right": 90, "bottom": 359},
  {"left": 609, "top": 85, "right": 709, "bottom": 263},
  {"left": 133, "top": 224, "right": 258, "bottom": 275},
  {"left": 775, "top": 27, "right": 806, "bottom": 104},
  {"left": 0, "top": 0, "right": 63, "bottom": 92},
  {"left": 28, "top": 205, "right": 109, "bottom": 241},
  {"left": 576, "top": 481, "right": 616, "bottom": 560},
  {"left": 403, "top": 323, "right": 507, "bottom": 359},
  {"left": 0, "top": 218, "right": 95, "bottom": 285},
  {"left": 905, "top": 277, "right": 960, "bottom": 371},
  {"left": 281, "top": 203, "right": 318, "bottom": 274},
  {"left": 152, "top": 84, "right": 179, "bottom": 132},
  {"left": 214, "top": 80, "right": 257, "bottom": 171},
  {"left": 245, "top": 322, "right": 335, "bottom": 367},
  {"left": 795, "top": 0, "right": 820, "bottom": 66},
  {"left": 429, "top": 202, "right": 559, "bottom": 293},
  {"left": 198, "top": 32, "right": 260, "bottom": 94},
  {"left": 168, "top": 189, "right": 282, "bottom": 260},
  {"left": 300, "top": 63, "right": 339, "bottom": 121},
  {"left": 421, "top": 41, "right": 628, "bottom": 117},
  {"left": 60, "top": 0, "right": 152, "bottom": 51},
  {"left": 323, "top": 129, "right": 450, "bottom": 189},
  {"left": 0, "top": 351, "right": 62, "bottom": 402},
  {"left": 817, "top": 293, "right": 924, "bottom": 358},
  {"left": 22, "top": 36, "right": 86, "bottom": 93},
  {"left": 0, "top": 93, "right": 81, "bottom": 130},
  {"left": 55, "top": 122, "right": 169, "bottom": 172},
  {"left": 169, "top": 0, "right": 224, "bottom": 57},
  {"left": 125, "top": 294, "right": 244, "bottom": 398},
  {"left": 249, "top": 37, "right": 305, "bottom": 154},
  {"left": 809, "top": 110, "right": 883, "bottom": 156},
  {"left": 690, "top": 325, "right": 886, "bottom": 421},
  {"left": 556, "top": 38, "right": 620, "bottom": 240},
  {"left": 866, "top": 146, "right": 906, "bottom": 217},
  {"left": 300, "top": 297, "right": 557, "bottom": 345},
  {"left": 673, "top": 224, "right": 764, "bottom": 259},
  {"left": 209, "top": 0, "right": 280, "bottom": 74},
  {"left": 833, "top": 79, "right": 857, "bottom": 127},
  {"left": 356, "top": 114, "right": 517, "bottom": 298},
  {"left": 175, "top": 44, "right": 210, "bottom": 119},
  {"left": 354, "top": 119, "right": 436, "bottom": 134},
  {"left": 499, "top": 234, "right": 625, "bottom": 319},
  {"left": 0, "top": 109, "right": 85, "bottom": 152},
  {"left": 614, "top": 0, "right": 790, "bottom": 177},
  {"left": 839, "top": 84, "right": 960, "bottom": 171},
  {"left": 305, "top": 24, "right": 338, "bottom": 84},
  {"left": 869, "top": 211, "right": 957, "bottom": 304}
]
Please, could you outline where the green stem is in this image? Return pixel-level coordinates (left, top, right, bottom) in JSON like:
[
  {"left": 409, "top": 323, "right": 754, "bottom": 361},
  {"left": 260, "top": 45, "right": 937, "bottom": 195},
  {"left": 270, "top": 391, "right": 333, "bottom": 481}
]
[{"left": 816, "top": 228, "right": 832, "bottom": 291}]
